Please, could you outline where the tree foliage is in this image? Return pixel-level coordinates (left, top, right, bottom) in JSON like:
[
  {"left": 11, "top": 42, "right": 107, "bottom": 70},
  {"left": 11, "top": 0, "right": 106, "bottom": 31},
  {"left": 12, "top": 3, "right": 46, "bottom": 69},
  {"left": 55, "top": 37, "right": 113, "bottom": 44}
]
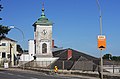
[
  {"left": 0, "top": 25, "right": 11, "bottom": 36},
  {"left": 0, "top": 1, "right": 3, "bottom": 20},
  {"left": 111, "top": 56, "right": 120, "bottom": 61},
  {"left": 0, "top": 5, "right": 3, "bottom": 10},
  {"left": 103, "top": 54, "right": 120, "bottom": 61},
  {"left": 103, "top": 54, "right": 112, "bottom": 60},
  {"left": 17, "top": 44, "right": 23, "bottom": 54},
  {"left": 0, "top": 2, "right": 11, "bottom": 36}
]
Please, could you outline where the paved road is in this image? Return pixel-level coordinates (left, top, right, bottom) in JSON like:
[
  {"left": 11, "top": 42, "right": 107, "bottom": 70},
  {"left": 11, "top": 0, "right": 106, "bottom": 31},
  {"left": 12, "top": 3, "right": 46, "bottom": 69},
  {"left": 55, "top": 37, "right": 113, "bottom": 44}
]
[{"left": 0, "top": 68, "right": 88, "bottom": 79}]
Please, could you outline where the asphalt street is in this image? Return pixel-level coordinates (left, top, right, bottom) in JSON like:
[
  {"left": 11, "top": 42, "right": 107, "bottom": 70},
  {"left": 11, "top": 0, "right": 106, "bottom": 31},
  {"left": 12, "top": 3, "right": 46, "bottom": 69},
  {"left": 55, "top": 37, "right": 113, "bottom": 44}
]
[{"left": 0, "top": 68, "right": 88, "bottom": 79}]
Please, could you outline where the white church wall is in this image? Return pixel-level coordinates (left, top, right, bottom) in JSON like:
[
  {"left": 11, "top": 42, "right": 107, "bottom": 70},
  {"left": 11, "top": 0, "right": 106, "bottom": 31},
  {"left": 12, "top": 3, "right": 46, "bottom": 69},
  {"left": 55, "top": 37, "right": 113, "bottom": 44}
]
[
  {"left": 28, "top": 40, "right": 35, "bottom": 57},
  {"left": 35, "top": 25, "right": 52, "bottom": 57}
]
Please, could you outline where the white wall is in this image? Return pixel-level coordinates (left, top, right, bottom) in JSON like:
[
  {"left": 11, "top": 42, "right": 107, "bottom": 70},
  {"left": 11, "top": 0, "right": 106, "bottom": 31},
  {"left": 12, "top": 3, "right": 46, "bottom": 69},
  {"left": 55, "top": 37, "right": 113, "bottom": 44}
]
[
  {"left": 35, "top": 25, "right": 52, "bottom": 56},
  {"left": 20, "top": 54, "right": 30, "bottom": 61},
  {"left": 104, "top": 66, "right": 120, "bottom": 73},
  {"left": 36, "top": 57, "right": 59, "bottom": 67},
  {"left": 20, "top": 40, "right": 35, "bottom": 62},
  {"left": 28, "top": 40, "right": 35, "bottom": 60}
]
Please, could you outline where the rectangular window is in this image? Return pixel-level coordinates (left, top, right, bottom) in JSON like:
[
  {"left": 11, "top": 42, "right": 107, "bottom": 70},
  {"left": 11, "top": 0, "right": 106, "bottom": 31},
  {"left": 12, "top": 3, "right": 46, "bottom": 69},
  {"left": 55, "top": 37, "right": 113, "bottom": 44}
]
[
  {"left": 7, "top": 54, "right": 11, "bottom": 58},
  {"left": 1, "top": 43, "right": 6, "bottom": 46},
  {"left": 2, "top": 52, "right": 6, "bottom": 58}
]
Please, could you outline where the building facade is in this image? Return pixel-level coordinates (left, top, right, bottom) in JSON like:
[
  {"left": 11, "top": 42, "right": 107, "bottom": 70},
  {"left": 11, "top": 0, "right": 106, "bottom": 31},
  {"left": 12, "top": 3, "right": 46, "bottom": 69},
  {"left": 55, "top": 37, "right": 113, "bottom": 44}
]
[{"left": 0, "top": 36, "right": 18, "bottom": 67}]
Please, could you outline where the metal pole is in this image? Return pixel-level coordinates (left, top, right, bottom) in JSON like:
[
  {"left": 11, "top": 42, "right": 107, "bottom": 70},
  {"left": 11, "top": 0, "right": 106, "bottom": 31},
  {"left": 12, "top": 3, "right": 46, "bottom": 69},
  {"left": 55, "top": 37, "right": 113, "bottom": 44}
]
[
  {"left": 9, "top": 26, "right": 25, "bottom": 70},
  {"left": 14, "top": 27, "right": 25, "bottom": 70},
  {"left": 12, "top": 27, "right": 25, "bottom": 40},
  {"left": 96, "top": 0, "right": 102, "bottom": 35},
  {"left": 96, "top": 0, "right": 103, "bottom": 79},
  {"left": 100, "top": 49, "right": 103, "bottom": 79},
  {"left": 9, "top": 43, "right": 12, "bottom": 67},
  {"left": 63, "top": 61, "right": 64, "bottom": 70},
  {"left": 100, "top": 13, "right": 102, "bottom": 35},
  {"left": 113, "top": 61, "right": 114, "bottom": 73}
]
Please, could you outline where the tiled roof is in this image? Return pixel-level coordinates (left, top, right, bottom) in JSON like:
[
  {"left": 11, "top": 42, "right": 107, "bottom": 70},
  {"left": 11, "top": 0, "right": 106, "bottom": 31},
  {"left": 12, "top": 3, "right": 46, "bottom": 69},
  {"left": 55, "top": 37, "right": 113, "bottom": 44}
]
[
  {"left": 52, "top": 48, "right": 99, "bottom": 70},
  {"left": 53, "top": 48, "right": 98, "bottom": 61}
]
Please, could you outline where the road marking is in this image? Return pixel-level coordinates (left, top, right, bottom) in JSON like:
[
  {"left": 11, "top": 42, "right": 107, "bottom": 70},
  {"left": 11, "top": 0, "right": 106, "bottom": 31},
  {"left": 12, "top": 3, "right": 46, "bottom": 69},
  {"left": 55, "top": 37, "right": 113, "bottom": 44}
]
[
  {"left": 30, "top": 77, "right": 38, "bottom": 79},
  {"left": 7, "top": 73, "right": 14, "bottom": 75},
  {"left": 17, "top": 75, "right": 25, "bottom": 77},
  {"left": 0, "top": 72, "right": 5, "bottom": 74},
  {"left": 0, "top": 72, "right": 14, "bottom": 76}
]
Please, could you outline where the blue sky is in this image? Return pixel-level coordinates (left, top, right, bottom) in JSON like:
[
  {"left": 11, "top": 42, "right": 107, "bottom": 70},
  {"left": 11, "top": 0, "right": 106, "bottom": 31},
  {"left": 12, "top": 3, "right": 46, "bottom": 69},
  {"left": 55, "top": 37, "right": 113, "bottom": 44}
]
[{"left": 1, "top": 0, "right": 120, "bottom": 57}]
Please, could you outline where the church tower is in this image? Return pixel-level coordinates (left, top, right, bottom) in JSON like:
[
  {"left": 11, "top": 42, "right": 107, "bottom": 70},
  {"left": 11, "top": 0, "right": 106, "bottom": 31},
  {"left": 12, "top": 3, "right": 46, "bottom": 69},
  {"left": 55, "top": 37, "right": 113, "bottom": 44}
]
[{"left": 33, "top": 4, "right": 53, "bottom": 58}]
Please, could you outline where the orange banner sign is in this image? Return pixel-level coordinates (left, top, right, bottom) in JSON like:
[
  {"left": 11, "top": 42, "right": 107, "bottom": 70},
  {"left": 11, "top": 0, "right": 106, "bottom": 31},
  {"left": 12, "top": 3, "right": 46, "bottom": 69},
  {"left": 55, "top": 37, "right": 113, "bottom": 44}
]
[{"left": 98, "top": 35, "right": 106, "bottom": 50}]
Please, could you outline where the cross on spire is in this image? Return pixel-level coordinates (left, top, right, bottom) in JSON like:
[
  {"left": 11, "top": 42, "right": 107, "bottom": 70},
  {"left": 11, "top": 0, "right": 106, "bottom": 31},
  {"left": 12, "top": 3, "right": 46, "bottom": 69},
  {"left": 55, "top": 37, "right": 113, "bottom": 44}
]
[
  {"left": 42, "top": 2, "right": 44, "bottom": 9},
  {"left": 42, "top": 2, "right": 45, "bottom": 12},
  {"left": 41, "top": 2, "right": 45, "bottom": 17}
]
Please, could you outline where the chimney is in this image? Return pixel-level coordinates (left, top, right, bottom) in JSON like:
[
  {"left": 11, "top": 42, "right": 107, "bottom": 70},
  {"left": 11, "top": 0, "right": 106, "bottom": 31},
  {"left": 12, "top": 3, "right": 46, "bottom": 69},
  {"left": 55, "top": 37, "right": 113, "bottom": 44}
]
[
  {"left": 52, "top": 40, "right": 54, "bottom": 48},
  {"left": 67, "top": 49, "right": 72, "bottom": 60}
]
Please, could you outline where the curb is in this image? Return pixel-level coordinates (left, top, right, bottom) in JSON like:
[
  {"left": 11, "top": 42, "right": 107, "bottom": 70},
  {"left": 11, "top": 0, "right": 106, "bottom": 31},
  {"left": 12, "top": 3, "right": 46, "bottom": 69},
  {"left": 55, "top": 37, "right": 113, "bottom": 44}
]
[
  {"left": 2, "top": 67, "right": 120, "bottom": 79},
  {"left": 23, "top": 67, "right": 120, "bottom": 79}
]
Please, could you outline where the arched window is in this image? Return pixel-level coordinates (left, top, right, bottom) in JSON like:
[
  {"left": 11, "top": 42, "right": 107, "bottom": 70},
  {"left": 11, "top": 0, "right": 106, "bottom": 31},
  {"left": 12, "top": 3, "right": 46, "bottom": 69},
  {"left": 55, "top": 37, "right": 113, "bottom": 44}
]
[{"left": 42, "top": 43, "right": 47, "bottom": 53}]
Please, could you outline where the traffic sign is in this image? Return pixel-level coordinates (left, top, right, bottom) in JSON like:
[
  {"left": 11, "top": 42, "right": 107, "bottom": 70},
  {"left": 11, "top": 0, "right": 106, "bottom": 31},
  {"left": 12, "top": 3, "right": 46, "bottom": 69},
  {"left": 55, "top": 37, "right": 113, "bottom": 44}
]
[{"left": 98, "top": 35, "right": 106, "bottom": 50}]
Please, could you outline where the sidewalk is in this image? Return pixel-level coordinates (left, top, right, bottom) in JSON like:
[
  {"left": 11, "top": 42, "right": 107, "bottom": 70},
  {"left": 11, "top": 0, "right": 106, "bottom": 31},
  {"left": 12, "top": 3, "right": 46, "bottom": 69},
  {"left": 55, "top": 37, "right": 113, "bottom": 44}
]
[
  {"left": 1, "top": 67, "right": 120, "bottom": 79},
  {"left": 0, "top": 67, "right": 100, "bottom": 79},
  {"left": 59, "top": 74, "right": 100, "bottom": 79},
  {"left": 19, "top": 67, "right": 101, "bottom": 79},
  {"left": 23, "top": 67, "right": 120, "bottom": 79}
]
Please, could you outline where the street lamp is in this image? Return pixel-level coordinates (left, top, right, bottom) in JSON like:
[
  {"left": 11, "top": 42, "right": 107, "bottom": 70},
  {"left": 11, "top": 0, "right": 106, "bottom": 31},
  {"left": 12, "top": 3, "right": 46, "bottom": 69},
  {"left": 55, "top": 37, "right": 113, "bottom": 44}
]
[
  {"left": 96, "top": 0, "right": 104, "bottom": 79},
  {"left": 96, "top": 0, "right": 102, "bottom": 35},
  {"left": 9, "top": 26, "right": 25, "bottom": 70},
  {"left": 10, "top": 26, "right": 25, "bottom": 40}
]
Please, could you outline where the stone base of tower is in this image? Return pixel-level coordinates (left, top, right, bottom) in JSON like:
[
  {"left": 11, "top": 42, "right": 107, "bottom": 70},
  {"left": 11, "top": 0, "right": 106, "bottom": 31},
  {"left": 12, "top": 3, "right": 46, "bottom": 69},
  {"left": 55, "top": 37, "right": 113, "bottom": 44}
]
[{"left": 35, "top": 57, "right": 59, "bottom": 67}]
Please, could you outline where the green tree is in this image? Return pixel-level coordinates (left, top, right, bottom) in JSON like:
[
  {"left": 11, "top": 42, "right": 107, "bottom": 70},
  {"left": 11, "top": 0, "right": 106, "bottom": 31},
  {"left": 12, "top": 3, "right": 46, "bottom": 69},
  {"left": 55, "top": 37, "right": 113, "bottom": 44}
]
[
  {"left": 103, "top": 54, "right": 112, "bottom": 60},
  {"left": 0, "top": 4, "right": 3, "bottom": 11},
  {"left": 0, "top": 1, "right": 3, "bottom": 20},
  {"left": 0, "top": 25, "right": 11, "bottom": 36},
  {"left": 111, "top": 56, "right": 120, "bottom": 61},
  {"left": 17, "top": 44, "right": 23, "bottom": 54},
  {"left": 0, "top": 1, "right": 11, "bottom": 36}
]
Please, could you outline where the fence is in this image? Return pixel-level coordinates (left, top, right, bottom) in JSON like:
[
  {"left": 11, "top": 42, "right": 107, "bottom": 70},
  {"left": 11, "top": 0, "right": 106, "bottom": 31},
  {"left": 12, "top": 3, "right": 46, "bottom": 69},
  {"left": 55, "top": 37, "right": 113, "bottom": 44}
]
[
  {"left": 104, "top": 61, "right": 120, "bottom": 73},
  {"left": 19, "top": 60, "right": 99, "bottom": 71},
  {"left": 18, "top": 60, "right": 120, "bottom": 73},
  {"left": 19, "top": 60, "right": 52, "bottom": 68}
]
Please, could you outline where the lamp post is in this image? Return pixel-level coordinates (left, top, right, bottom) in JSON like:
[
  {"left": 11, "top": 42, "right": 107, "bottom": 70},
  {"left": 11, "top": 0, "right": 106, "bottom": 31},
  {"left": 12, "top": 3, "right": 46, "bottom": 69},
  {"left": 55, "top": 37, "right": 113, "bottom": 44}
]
[
  {"left": 9, "top": 26, "right": 25, "bottom": 70},
  {"left": 96, "top": 0, "right": 103, "bottom": 79},
  {"left": 96, "top": 0, "right": 102, "bottom": 35},
  {"left": 10, "top": 26, "right": 25, "bottom": 40}
]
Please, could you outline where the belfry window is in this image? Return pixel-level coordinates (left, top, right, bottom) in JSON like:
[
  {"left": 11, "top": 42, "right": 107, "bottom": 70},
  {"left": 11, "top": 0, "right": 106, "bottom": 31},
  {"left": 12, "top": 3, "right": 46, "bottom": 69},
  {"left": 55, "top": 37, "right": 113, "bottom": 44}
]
[{"left": 42, "top": 43, "right": 47, "bottom": 53}]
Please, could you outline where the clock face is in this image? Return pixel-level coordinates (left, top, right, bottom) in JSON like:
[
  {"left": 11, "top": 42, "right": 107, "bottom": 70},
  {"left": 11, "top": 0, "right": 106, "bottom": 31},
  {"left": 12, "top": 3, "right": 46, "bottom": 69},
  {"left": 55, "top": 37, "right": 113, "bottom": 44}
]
[{"left": 42, "top": 29, "right": 47, "bottom": 35}]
